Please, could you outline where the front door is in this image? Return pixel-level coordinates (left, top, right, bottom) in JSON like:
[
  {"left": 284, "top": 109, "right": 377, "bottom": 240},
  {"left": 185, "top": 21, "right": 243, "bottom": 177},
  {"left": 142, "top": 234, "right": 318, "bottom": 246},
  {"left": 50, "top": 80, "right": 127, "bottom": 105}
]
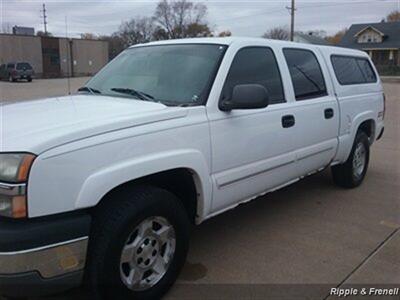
[{"left": 207, "top": 46, "right": 300, "bottom": 212}]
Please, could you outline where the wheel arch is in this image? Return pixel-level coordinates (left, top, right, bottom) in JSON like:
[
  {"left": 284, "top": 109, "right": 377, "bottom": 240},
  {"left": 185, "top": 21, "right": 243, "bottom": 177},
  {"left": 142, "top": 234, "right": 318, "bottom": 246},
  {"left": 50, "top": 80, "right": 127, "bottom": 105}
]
[{"left": 75, "top": 150, "right": 212, "bottom": 224}]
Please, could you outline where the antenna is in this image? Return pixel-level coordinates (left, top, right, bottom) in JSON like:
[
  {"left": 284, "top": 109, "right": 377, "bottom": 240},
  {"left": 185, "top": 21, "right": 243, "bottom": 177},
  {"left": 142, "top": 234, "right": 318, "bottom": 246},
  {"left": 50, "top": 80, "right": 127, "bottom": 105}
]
[
  {"left": 65, "top": 15, "right": 71, "bottom": 95},
  {"left": 40, "top": 3, "right": 48, "bottom": 34}
]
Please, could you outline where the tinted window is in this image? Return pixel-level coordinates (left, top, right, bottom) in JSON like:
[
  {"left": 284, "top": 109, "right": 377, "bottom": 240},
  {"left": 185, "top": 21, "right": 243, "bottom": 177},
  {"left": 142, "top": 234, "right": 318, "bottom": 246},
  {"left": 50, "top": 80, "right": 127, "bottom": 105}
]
[
  {"left": 221, "top": 47, "right": 285, "bottom": 104},
  {"left": 331, "top": 55, "right": 377, "bottom": 85},
  {"left": 356, "top": 58, "right": 376, "bottom": 83},
  {"left": 16, "top": 63, "right": 32, "bottom": 70},
  {"left": 7, "top": 63, "right": 14, "bottom": 69},
  {"left": 283, "top": 49, "right": 327, "bottom": 100}
]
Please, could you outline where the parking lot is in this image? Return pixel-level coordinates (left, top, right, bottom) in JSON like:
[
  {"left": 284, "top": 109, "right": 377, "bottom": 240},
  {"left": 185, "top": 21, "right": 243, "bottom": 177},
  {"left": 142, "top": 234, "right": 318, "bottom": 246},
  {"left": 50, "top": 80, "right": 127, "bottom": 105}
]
[{"left": 1, "top": 78, "right": 399, "bottom": 299}]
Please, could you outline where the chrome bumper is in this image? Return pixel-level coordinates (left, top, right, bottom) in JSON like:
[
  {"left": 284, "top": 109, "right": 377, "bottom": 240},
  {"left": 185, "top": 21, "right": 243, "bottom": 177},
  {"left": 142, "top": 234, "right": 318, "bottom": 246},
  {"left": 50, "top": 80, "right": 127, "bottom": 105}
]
[{"left": 0, "top": 237, "right": 88, "bottom": 278}]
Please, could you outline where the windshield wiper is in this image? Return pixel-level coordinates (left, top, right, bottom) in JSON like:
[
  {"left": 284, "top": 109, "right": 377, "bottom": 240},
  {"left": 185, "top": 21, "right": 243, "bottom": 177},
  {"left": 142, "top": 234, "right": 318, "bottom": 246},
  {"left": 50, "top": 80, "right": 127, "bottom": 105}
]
[
  {"left": 78, "top": 86, "right": 102, "bottom": 95},
  {"left": 111, "top": 88, "right": 155, "bottom": 102}
]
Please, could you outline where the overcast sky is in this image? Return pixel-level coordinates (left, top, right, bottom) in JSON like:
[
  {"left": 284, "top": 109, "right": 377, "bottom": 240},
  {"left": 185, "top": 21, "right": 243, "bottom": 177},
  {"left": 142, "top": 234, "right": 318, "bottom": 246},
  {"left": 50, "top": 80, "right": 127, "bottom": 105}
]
[{"left": 1, "top": 0, "right": 399, "bottom": 38}]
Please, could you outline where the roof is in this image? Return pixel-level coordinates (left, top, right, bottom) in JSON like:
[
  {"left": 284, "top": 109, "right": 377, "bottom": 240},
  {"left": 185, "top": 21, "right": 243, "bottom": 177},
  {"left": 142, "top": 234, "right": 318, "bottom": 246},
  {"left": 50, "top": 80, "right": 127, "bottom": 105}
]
[
  {"left": 128, "top": 36, "right": 367, "bottom": 57},
  {"left": 294, "top": 33, "right": 331, "bottom": 45},
  {"left": 339, "top": 21, "right": 400, "bottom": 49}
]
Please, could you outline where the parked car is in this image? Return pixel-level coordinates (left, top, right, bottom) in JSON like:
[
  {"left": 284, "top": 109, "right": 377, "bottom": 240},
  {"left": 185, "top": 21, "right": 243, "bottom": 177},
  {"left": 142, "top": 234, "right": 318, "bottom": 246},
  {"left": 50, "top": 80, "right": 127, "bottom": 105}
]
[
  {"left": 0, "top": 61, "right": 34, "bottom": 82},
  {"left": 0, "top": 37, "right": 384, "bottom": 299}
]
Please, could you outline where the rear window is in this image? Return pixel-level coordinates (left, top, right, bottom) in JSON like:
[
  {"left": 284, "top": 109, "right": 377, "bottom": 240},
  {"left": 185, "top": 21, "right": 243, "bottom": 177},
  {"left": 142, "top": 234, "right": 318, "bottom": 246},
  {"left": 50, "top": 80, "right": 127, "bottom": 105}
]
[
  {"left": 16, "top": 62, "right": 32, "bottom": 70},
  {"left": 331, "top": 55, "right": 377, "bottom": 85},
  {"left": 283, "top": 48, "right": 327, "bottom": 101}
]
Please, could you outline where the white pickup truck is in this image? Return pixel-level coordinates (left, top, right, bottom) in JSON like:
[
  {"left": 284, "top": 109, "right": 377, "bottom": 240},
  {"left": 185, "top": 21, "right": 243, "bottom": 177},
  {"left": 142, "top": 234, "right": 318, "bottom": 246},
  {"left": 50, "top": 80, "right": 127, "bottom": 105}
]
[{"left": 0, "top": 37, "right": 385, "bottom": 299}]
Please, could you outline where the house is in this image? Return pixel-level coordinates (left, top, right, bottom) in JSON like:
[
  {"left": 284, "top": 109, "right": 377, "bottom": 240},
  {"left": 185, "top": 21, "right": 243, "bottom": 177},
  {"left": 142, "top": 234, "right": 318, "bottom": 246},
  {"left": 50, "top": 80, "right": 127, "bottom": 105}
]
[
  {"left": 339, "top": 21, "right": 400, "bottom": 68},
  {"left": 294, "top": 32, "right": 331, "bottom": 46}
]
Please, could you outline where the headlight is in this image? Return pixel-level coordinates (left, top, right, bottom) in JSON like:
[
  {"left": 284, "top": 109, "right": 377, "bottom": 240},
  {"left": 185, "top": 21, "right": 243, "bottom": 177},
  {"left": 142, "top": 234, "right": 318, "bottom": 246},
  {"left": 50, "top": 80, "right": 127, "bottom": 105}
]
[
  {"left": 0, "top": 153, "right": 36, "bottom": 218},
  {"left": 0, "top": 153, "right": 36, "bottom": 183}
]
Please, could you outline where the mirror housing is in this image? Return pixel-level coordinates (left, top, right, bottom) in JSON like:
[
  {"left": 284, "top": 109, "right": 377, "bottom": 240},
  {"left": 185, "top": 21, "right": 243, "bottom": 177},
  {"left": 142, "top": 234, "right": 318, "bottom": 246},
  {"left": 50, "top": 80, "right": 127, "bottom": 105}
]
[{"left": 220, "top": 84, "right": 269, "bottom": 111}]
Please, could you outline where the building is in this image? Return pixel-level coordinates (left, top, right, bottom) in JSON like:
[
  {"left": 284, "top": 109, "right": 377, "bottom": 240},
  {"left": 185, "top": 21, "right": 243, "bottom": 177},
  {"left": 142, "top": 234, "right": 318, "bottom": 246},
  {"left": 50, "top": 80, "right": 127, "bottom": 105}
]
[
  {"left": 12, "top": 26, "right": 35, "bottom": 36},
  {"left": 294, "top": 32, "right": 331, "bottom": 45},
  {"left": 0, "top": 34, "right": 109, "bottom": 78},
  {"left": 339, "top": 21, "right": 400, "bottom": 71}
]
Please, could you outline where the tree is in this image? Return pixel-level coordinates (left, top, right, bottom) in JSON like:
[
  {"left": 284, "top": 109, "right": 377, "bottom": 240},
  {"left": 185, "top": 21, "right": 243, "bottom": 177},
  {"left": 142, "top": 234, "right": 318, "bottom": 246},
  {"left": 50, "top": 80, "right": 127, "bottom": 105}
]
[
  {"left": 326, "top": 28, "right": 347, "bottom": 45},
  {"left": 99, "top": 34, "right": 125, "bottom": 60},
  {"left": 154, "top": 0, "right": 210, "bottom": 39},
  {"left": 118, "top": 16, "right": 156, "bottom": 47},
  {"left": 218, "top": 30, "right": 232, "bottom": 37},
  {"left": 36, "top": 30, "right": 53, "bottom": 37},
  {"left": 80, "top": 33, "right": 98, "bottom": 40},
  {"left": 262, "top": 26, "right": 289, "bottom": 40},
  {"left": 386, "top": 10, "right": 400, "bottom": 22}
]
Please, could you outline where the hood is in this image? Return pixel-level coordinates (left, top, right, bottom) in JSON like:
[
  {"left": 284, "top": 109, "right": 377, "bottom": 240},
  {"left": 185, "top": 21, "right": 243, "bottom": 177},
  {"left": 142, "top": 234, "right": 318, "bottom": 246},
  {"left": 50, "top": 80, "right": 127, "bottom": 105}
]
[{"left": 1, "top": 94, "right": 187, "bottom": 153}]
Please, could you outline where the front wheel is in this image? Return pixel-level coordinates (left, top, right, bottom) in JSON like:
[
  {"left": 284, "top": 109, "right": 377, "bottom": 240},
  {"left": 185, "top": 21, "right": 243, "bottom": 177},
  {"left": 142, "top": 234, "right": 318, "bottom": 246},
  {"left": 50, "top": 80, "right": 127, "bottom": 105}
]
[
  {"left": 331, "top": 131, "right": 370, "bottom": 188},
  {"left": 86, "top": 186, "right": 190, "bottom": 300}
]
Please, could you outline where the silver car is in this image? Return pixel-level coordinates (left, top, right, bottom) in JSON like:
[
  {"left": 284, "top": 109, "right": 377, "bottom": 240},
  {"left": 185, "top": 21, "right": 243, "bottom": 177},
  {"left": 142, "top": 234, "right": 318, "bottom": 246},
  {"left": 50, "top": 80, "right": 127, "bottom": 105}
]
[{"left": 0, "top": 62, "right": 34, "bottom": 82}]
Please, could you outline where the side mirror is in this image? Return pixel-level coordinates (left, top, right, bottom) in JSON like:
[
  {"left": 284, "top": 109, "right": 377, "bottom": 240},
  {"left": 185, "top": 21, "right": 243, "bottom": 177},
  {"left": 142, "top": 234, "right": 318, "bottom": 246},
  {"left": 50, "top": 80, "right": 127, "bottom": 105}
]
[{"left": 219, "top": 84, "right": 269, "bottom": 111}]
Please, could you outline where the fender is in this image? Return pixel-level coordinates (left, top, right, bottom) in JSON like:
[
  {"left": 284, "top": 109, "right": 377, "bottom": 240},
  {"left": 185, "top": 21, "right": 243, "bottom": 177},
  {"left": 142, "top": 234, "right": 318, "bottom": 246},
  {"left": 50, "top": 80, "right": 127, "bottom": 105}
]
[
  {"left": 335, "top": 110, "right": 376, "bottom": 163},
  {"left": 75, "top": 149, "right": 212, "bottom": 222}
]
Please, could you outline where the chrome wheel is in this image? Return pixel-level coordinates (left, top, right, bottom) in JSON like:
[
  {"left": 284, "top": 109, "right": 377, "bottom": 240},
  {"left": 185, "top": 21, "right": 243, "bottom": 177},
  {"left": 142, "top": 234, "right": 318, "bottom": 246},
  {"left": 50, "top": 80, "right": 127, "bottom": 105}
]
[
  {"left": 120, "top": 216, "right": 176, "bottom": 291},
  {"left": 352, "top": 142, "right": 366, "bottom": 178}
]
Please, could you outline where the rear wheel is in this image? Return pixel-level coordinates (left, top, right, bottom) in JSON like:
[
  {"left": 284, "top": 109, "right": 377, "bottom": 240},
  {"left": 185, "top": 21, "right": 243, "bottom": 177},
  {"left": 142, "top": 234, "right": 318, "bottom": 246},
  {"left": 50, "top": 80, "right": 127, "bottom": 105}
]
[
  {"left": 331, "top": 131, "right": 370, "bottom": 188},
  {"left": 27, "top": 77, "right": 32, "bottom": 82},
  {"left": 86, "top": 186, "right": 190, "bottom": 300}
]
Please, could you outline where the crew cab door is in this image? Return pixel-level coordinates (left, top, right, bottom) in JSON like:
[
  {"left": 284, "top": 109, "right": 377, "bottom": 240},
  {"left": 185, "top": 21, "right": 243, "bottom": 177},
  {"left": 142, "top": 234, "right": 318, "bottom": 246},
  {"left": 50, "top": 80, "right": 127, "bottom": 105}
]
[
  {"left": 282, "top": 47, "right": 339, "bottom": 176},
  {"left": 206, "top": 45, "right": 300, "bottom": 212}
]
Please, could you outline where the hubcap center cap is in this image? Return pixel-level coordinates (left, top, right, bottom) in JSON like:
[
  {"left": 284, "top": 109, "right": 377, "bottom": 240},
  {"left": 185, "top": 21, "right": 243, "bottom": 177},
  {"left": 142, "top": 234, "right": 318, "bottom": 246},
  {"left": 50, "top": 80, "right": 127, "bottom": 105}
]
[{"left": 135, "top": 236, "right": 159, "bottom": 268}]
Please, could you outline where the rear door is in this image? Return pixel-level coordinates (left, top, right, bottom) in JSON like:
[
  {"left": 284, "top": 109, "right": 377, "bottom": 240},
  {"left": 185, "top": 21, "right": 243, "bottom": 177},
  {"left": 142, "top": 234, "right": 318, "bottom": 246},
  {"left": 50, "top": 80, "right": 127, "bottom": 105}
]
[{"left": 282, "top": 47, "right": 339, "bottom": 176}]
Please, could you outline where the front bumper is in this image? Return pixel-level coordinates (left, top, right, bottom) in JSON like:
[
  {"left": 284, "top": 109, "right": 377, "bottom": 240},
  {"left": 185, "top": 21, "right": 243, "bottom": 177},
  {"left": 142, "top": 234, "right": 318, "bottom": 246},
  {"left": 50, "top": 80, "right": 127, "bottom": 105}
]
[{"left": 0, "top": 212, "right": 91, "bottom": 297}]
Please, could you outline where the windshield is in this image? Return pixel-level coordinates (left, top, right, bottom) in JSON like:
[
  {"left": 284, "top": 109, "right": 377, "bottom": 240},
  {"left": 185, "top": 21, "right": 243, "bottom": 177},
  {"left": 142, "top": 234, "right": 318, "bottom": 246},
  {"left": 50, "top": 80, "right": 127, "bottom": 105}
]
[
  {"left": 85, "top": 44, "right": 227, "bottom": 106},
  {"left": 16, "top": 63, "right": 32, "bottom": 70}
]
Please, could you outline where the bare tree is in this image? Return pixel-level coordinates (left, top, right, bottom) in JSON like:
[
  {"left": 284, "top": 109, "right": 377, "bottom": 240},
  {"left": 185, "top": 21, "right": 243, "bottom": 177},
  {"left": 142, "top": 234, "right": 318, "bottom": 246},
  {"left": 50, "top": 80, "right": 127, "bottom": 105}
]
[
  {"left": 262, "top": 26, "right": 289, "bottom": 41},
  {"left": 218, "top": 30, "right": 232, "bottom": 37},
  {"left": 36, "top": 30, "right": 53, "bottom": 37},
  {"left": 99, "top": 34, "right": 125, "bottom": 59},
  {"left": 326, "top": 28, "right": 347, "bottom": 45},
  {"left": 386, "top": 10, "right": 400, "bottom": 22},
  {"left": 154, "top": 0, "right": 210, "bottom": 39},
  {"left": 118, "top": 16, "right": 155, "bottom": 47},
  {"left": 80, "top": 33, "right": 98, "bottom": 40}
]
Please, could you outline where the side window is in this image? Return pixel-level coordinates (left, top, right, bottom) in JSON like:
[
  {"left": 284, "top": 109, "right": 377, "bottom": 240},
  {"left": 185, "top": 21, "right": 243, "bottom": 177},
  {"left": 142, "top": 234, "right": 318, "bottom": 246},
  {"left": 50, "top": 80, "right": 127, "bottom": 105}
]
[
  {"left": 331, "top": 55, "right": 377, "bottom": 85},
  {"left": 7, "top": 63, "right": 14, "bottom": 69},
  {"left": 221, "top": 47, "right": 285, "bottom": 105},
  {"left": 283, "top": 48, "right": 327, "bottom": 101},
  {"left": 356, "top": 58, "right": 377, "bottom": 83}
]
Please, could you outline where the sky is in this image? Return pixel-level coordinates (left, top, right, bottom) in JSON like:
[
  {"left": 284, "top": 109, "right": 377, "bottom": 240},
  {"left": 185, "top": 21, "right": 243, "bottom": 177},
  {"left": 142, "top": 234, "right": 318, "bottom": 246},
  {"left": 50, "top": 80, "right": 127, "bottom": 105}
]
[{"left": 1, "top": 0, "right": 399, "bottom": 38}]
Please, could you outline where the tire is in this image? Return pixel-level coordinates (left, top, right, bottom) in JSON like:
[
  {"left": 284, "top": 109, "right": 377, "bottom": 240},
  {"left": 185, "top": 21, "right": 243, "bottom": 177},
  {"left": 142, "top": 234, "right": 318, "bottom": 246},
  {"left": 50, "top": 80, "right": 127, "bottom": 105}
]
[
  {"left": 85, "top": 185, "right": 191, "bottom": 300},
  {"left": 27, "top": 77, "right": 32, "bottom": 82},
  {"left": 331, "top": 131, "right": 370, "bottom": 188}
]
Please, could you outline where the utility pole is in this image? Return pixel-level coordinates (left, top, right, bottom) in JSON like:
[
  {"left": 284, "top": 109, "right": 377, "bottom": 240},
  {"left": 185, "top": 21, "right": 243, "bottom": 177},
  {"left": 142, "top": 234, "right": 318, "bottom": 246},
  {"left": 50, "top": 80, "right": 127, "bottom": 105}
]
[
  {"left": 286, "top": 0, "right": 296, "bottom": 41},
  {"left": 41, "top": 3, "right": 48, "bottom": 34}
]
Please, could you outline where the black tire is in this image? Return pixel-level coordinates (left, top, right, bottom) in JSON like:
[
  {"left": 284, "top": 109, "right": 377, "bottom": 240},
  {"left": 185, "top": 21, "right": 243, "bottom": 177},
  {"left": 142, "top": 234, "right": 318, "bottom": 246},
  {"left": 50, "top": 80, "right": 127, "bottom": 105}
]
[
  {"left": 27, "top": 77, "right": 32, "bottom": 82},
  {"left": 331, "top": 131, "right": 370, "bottom": 188},
  {"left": 85, "top": 185, "right": 190, "bottom": 300}
]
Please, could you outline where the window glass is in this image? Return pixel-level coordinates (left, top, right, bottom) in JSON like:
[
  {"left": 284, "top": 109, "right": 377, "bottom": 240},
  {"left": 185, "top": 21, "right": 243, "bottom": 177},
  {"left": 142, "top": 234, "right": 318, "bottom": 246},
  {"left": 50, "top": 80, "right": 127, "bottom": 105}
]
[
  {"left": 331, "top": 55, "right": 377, "bottom": 85},
  {"left": 356, "top": 58, "right": 377, "bottom": 83},
  {"left": 221, "top": 47, "right": 285, "bottom": 105},
  {"left": 283, "top": 49, "right": 327, "bottom": 100},
  {"left": 87, "top": 44, "right": 226, "bottom": 106},
  {"left": 16, "top": 63, "right": 32, "bottom": 70},
  {"left": 7, "top": 63, "right": 14, "bottom": 69}
]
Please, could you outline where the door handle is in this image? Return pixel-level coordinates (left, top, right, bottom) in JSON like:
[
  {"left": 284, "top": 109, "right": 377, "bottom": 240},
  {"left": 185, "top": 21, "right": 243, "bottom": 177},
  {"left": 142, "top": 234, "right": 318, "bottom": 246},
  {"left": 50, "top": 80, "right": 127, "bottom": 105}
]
[
  {"left": 282, "top": 115, "right": 295, "bottom": 128},
  {"left": 325, "top": 108, "right": 334, "bottom": 119}
]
